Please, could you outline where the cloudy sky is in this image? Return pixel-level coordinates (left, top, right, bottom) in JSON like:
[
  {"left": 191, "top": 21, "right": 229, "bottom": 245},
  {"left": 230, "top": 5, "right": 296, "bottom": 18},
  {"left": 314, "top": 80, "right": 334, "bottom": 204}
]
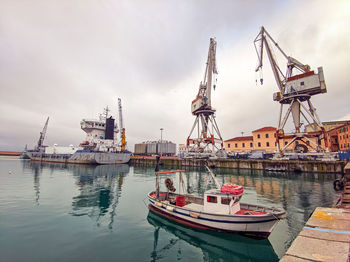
[{"left": 1, "top": 0, "right": 349, "bottom": 151}]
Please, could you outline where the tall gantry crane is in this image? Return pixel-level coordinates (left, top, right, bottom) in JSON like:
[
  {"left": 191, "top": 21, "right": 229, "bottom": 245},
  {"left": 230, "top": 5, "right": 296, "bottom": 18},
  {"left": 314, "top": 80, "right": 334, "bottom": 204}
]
[
  {"left": 35, "top": 117, "right": 49, "bottom": 151},
  {"left": 118, "top": 98, "right": 126, "bottom": 151},
  {"left": 254, "top": 26, "right": 329, "bottom": 154},
  {"left": 187, "top": 38, "right": 224, "bottom": 154}
]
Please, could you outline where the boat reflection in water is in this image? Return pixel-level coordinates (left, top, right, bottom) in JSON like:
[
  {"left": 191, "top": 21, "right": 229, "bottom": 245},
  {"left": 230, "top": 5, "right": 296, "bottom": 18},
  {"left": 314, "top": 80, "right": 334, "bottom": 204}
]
[
  {"left": 70, "top": 164, "right": 129, "bottom": 228},
  {"left": 147, "top": 210, "right": 278, "bottom": 262}
]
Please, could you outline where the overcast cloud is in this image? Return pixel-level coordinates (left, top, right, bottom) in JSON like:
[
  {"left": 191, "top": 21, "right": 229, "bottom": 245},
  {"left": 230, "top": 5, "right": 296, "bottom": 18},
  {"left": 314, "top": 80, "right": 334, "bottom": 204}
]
[{"left": 0, "top": 0, "right": 349, "bottom": 151}]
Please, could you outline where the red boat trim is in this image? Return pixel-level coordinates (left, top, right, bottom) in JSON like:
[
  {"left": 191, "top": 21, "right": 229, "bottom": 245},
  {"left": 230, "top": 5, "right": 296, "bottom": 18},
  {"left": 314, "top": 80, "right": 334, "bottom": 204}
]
[{"left": 155, "top": 170, "right": 185, "bottom": 175}]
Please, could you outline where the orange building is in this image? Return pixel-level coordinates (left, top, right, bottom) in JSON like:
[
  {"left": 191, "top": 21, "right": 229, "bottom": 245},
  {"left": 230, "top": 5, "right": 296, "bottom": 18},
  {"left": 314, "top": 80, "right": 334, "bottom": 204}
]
[
  {"left": 224, "top": 136, "right": 253, "bottom": 153},
  {"left": 336, "top": 124, "right": 350, "bottom": 151},
  {"left": 225, "top": 126, "right": 317, "bottom": 153},
  {"left": 252, "top": 127, "right": 277, "bottom": 153}
]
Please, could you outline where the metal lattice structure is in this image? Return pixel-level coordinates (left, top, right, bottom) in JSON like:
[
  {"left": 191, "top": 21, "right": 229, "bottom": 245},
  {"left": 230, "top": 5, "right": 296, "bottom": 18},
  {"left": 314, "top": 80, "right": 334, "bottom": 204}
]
[
  {"left": 254, "top": 27, "right": 329, "bottom": 154},
  {"left": 186, "top": 38, "right": 224, "bottom": 154}
]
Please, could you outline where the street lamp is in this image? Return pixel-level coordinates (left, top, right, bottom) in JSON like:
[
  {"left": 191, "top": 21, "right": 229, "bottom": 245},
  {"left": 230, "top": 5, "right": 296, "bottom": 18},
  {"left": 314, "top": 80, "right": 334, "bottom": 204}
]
[
  {"left": 160, "top": 128, "right": 164, "bottom": 156},
  {"left": 160, "top": 128, "right": 164, "bottom": 142}
]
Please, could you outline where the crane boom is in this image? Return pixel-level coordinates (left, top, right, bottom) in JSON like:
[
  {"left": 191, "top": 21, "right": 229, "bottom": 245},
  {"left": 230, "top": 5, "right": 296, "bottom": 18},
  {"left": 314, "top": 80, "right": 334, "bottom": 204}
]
[
  {"left": 36, "top": 117, "right": 49, "bottom": 151},
  {"left": 191, "top": 38, "right": 218, "bottom": 113},
  {"left": 118, "top": 98, "right": 126, "bottom": 151}
]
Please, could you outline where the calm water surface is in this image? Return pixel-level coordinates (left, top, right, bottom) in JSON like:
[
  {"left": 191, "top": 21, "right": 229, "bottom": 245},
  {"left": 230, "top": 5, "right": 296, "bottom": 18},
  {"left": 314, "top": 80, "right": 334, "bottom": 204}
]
[{"left": 0, "top": 157, "right": 341, "bottom": 261}]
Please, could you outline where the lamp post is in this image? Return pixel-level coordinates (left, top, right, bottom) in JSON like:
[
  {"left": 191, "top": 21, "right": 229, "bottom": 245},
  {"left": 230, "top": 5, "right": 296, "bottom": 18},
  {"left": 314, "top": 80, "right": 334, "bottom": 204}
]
[{"left": 160, "top": 128, "right": 164, "bottom": 156}]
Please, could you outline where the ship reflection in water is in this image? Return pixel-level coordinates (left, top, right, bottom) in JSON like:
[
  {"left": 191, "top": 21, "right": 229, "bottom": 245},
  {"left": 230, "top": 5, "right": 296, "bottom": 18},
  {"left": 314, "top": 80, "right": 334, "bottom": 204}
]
[
  {"left": 70, "top": 164, "right": 129, "bottom": 228},
  {"left": 147, "top": 210, "right": 278, "bottom": 262},
  {"left": 23, "top": 161, "right": 129, "bottom": 229}
]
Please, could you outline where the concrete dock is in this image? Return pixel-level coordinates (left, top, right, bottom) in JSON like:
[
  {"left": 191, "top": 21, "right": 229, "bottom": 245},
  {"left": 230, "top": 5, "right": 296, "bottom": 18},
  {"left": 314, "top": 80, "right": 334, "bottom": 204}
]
[
  {"left": 131, "top": 156, "right": 346, "bottom": 174},
  {"left": 281, "top": 163, "right": 350, "bottom": 261}
]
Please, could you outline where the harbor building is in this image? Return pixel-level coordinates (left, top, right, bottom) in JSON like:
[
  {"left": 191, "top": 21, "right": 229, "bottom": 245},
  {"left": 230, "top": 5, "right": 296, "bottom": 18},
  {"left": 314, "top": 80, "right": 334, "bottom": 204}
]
[
  {"left": 225, "top": 136, "right": 253, "bottom": 153},
  {"left": 225, "top": 122, "right": 350, "bottom": 154},
  {"left": 252, "top": 127, "right": 277, "bottom": 153},
  {"left": 134, "top": 141, "right": 176, "bottom": 156},
  {"left": 225, "top": 126, "right": 319, "bottom": 153}
]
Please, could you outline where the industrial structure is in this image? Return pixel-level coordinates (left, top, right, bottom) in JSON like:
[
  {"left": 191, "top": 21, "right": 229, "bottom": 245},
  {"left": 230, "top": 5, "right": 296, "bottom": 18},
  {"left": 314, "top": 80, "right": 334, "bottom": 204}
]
[
  {"left": 34, "top": 117, "right": 49, "bottom": 151},
  {"left": 254, "top": 27, "right": 329, "bottom": 154},
  {"left": 186, "top": 38, "right": 224, "bottom": 156},
  {"left": 118, "top": 98, "right": 126, "bottom": 151},
  {"left": 134, "top": 141, "right": 176, "bottom": 156}
]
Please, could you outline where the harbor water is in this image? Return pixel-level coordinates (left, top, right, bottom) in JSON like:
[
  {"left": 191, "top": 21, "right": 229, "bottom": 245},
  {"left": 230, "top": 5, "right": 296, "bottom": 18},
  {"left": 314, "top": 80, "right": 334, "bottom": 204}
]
[{"left": 0, "top": 157, "right": 341, "bottom": 261}]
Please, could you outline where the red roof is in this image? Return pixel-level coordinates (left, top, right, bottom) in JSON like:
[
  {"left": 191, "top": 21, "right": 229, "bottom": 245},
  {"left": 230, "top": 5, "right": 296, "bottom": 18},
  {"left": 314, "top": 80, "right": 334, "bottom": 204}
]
[
  {"left": 252, "top": 126, "right": 276, "bottom": 133},
  {"left": 225, "top": 136, "right": 253, "bottom": 142}
]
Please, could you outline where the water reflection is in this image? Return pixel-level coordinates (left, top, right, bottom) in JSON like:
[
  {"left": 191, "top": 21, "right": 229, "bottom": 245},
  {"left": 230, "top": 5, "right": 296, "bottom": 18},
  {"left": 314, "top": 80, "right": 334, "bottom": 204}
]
[
  {"left": 147, "top": 210, "right": 278, "bottom": 262},
  {"left": 70, "top": 164, "right": 129, "bottom": 228},
  {"left": 22, "top": 161, "right": 130, "bottom": 229}
]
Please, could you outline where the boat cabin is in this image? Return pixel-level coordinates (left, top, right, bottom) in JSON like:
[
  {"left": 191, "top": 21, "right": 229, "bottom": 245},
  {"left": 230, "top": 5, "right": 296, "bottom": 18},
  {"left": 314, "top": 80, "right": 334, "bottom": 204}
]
[{"left": 203, "top": 189, "right": 242, "bottom": 215}]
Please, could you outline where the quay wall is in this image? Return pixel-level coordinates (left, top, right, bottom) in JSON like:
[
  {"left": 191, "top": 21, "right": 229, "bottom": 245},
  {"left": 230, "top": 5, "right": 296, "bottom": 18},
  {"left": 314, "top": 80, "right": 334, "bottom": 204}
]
[{"left": 130, "top": 157, "right": 346, "bottom": 173}]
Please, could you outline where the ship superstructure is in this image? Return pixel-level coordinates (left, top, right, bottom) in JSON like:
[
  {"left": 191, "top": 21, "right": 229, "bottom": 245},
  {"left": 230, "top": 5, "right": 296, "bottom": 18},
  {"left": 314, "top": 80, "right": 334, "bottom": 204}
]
[{"left": 29, "top": 101, "right": 131, "bottom": 164}]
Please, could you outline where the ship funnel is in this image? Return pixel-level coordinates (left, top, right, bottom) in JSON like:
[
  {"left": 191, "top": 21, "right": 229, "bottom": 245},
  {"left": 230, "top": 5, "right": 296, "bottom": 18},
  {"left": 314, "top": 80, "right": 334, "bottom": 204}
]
[{"left": 105, "top": 116, "right": 115, "bottom": 140}]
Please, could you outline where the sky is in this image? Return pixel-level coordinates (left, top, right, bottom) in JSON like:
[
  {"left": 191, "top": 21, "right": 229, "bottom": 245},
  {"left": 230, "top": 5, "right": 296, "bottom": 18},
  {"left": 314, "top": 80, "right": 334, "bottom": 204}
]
[{"left": 1, "top": 0, "right": 349, "bottom": 151}]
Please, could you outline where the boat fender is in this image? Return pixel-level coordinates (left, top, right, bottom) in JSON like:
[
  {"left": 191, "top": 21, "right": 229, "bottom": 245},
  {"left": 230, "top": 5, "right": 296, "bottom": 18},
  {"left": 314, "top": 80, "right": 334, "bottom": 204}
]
[{"left": 166, "top": 205, "right": 174, "bottom": 212}]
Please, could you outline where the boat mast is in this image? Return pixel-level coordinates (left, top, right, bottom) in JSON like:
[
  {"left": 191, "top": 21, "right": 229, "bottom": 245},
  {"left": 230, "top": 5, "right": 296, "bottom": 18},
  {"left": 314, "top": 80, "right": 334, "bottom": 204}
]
[{"left": 205, "top": 165, "right": 221, "bottom": 189}]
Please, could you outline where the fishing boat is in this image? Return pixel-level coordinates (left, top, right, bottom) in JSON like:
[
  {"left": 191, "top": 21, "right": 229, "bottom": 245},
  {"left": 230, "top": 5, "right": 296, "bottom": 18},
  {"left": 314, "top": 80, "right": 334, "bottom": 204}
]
[{"left": 147, "top": 164, "right": 286, "bottom": 238}]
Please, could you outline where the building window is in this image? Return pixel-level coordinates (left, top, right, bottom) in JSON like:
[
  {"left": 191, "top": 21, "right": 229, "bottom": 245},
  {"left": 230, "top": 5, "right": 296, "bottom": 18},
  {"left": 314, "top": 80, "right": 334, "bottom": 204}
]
[
  {"left": 207, "top": 196, "right": 217, "bottom": 203},
  {"left": 257, "top": 134, "right": 260, "bottom": 138},
  {"left": 274, "top": 133, "right": 276, "bottom": 138},
  {"left": 250, "top": 143, "right": 253, "bottom": 147},
  {"left": 258, "top": 142, "right": 261, "bottom": 147},
  {"left": 275, "top": 142, "right": 277, "bottom": 146},
  {"left": 266, "top": 142, "right": 269, "bottom": 147},
  {"left": 228, "top": 144, "right": 230, "bottom": 148},
  {"left": 242, "top": 143, "right": 245, "bottom": 148},
  {"left": 265, "top": 134, "right": 269, "bottom": 138},
  {"left": 235, "top": 143, "right": 238, "bottom": 148},
  {"left": 285, "top": 141, "right": 288, "bottom": 146},
  {"left": 306, "top": 141, "right": 310, "bottom": 145}
]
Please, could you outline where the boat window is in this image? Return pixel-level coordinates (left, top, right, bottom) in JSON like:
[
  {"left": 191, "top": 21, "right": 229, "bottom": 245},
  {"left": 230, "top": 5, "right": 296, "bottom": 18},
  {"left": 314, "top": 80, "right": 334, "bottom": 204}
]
[
  {"left": 207, "top": 195, "right": 217, "bottom": 203},
  {"left": 221, "top": 197, "right": 231, "bottom": 205}
]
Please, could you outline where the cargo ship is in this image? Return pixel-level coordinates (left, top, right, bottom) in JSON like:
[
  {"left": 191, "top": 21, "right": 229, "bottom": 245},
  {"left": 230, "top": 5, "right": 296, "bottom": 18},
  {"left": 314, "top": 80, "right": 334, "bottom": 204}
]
[{"left": 28, "top": 105, "right": 131, "bottom": 165}]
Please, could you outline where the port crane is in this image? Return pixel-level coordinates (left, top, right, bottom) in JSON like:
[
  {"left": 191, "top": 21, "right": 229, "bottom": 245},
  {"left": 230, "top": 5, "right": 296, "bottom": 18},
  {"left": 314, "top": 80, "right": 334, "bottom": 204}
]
[
  {"left": 254, "top": 27, "right": 329, "bottom": 154},
  {"left": 187, "top": 38, "right": 224, "bottom": 154},
  {"left": 118, "top": 98, "right": 126, "bottom": 151},
  {"left": 35, "top": 117, "right": 49, "bottom": 151}
]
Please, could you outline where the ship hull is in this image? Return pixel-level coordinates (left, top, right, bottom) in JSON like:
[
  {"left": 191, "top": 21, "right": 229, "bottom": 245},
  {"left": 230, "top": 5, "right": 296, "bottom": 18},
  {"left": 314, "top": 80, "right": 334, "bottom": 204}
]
[{"left": 28, "top": 151, "right": 131, "bottom": 165}]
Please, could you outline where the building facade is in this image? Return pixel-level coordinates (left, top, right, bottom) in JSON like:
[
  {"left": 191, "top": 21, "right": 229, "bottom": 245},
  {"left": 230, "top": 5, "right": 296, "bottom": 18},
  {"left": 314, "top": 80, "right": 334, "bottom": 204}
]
[
  {"left": 224, "top": 136, "right": 253, "bottom": 153},
  {"left": 226, "top": 122, "right": 350, "bottom": 153}
]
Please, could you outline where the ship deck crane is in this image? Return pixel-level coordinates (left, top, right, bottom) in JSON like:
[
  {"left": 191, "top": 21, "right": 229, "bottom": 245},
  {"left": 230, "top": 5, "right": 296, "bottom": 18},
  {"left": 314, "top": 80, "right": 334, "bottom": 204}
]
[
  {"left": 118, "top": 98, "right": 126, "bottom": 151},
  {"left": 254, "top": 26, "right": 329, "bottom": 154},
  {"left": 187, "top": 38, "right": 224, "bottom": 155},
  {"left": 35, "top": 117, "right": 49, "bottom": 151}
]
